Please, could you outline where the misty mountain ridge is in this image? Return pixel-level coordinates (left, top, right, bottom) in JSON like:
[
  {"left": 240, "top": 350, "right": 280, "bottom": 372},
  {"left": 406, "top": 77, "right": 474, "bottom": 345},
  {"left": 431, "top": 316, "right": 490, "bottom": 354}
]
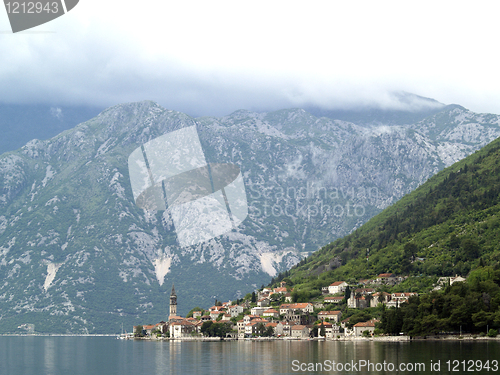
[
  {"left": 304, "top": 91, "right": 454, "bottom": 126},
  {"left": 0, "top": 99, "right": 500, "bottom": 333},
  {"left": 0, "top": 92, "right": 454, "bottom": 154}
]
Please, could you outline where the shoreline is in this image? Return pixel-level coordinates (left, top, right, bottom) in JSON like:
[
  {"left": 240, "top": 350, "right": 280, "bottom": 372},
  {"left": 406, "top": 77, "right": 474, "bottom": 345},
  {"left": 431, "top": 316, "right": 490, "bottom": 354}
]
[
  {"left": 131, "top": 335, "right": 500, "bottom": 342},
  {"left": 0, "top": 334, "right": 117, "bottom": 337},
  {"left": 2, "top": 334, "right": 498, "bottom": 342}
]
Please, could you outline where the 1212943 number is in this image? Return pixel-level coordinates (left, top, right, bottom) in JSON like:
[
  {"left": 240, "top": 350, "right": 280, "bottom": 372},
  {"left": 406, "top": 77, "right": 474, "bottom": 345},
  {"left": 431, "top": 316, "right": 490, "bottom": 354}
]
[
  {"left": 5, "top": 2, "right": 59, "bottom": 14},
  {"left": 446, "top": 360, "right": 499, "bottom": 372}
]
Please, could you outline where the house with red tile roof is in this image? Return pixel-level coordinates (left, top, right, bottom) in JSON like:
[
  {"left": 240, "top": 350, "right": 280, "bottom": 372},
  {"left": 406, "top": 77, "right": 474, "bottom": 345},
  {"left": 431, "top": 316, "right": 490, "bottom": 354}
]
[
  {"left": 279, "top": 302, "right": 313, "bottom": 314},
  {"left": 273, "top": 287, "right": 288, "bottom": 294},
  {"left": 169, "top": 320, "right": 198, "bottom": 338},
  {"left": 340, "top": 317, "right": 350, "bottom": 329},
  {"left": 251, "top": 306, "right": 268, "bottom": 316},
  {"left": 210, "top": 310, "right": 224, "bottom": 320},
  {"left": 324, "top": 296, "right": 344, "bottom": 304},
  {"left": 244, "top": 321, "right": 267, "bottom": 336},
  {"left": 317, "top": 310, "right": 342, "bottom": 323},
  {"left": 328, "top": 281, "right": 348, "bottom": 295},
  {"left": 291, "top": 325, "right": 310, "bottom": 339},
  {"left": 353, "top": 319, "right": 378, "bottom": 336},
  {"left": 257, "top": 297, "right": 270, "bottom": 307},
  {"left": 262, "top": 308, "right": 279, "bottom": 319},
  {"left": 370, "top": 292, "right": 391, "bottom": 307}
]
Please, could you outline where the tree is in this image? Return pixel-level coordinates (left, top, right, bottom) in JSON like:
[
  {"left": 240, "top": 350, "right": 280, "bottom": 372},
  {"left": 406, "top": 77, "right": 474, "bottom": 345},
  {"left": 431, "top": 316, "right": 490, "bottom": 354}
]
[
  {"left": 201, "top": 321, "right": 232, "bottom": 337},
  {"left": 201, "top": 321, "right": 214, "bottom": 336},
  {"left": 255, "top": 323, "right": 266, "bottom": 336},
  {"left": 134, "top": 325, "right": 144, "bottom": 337},
  {"left": 380, "top": 307, "right": 404, "bottom": 335},
  {"left": 251, "top": 291, "right": 256, "bottom": 303},
  {"left": 344, "top": 285, "right": 351, "bottom": 301},
  {"left": 404, "top": 243, "right": 418, "bottom": 260},
  {"left": 378, "top": 293, "right": 385, "bottom": 304},
  {"left": 186, "top": 307, "right": 204, "bottom": 318},
  {"left": 270, "top": 293, "right": 280, "bottom": 302},
  {"left": 320, "top": 322, "right": 326, "bottom": 337},
  {"left": 263, "top": 325, "right": 275, "bottom": 337},
  {"left": 162, "top": 324, "right": 169, "bottom": 337},
  {"left": 459, "top": 238, "right": 479, "bottom": 261}
]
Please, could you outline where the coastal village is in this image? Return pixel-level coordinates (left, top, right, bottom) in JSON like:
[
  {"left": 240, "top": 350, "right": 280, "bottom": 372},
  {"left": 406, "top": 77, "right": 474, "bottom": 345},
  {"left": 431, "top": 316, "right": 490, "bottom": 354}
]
[{"left": 131, "top": 273, "right": 467, "bottom": 340}]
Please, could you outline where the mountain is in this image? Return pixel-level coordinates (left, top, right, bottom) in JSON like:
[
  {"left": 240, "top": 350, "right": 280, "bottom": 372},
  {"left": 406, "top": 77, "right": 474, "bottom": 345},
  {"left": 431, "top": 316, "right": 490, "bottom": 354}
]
[
  {"left": 0, "top": 103, "right": 104, "bottom": 154},
  {"left": 1, "top": 100, "right": 500, "bottom": 333},
  {"left": 283, "top": 128, "right": 500, "bottom": 291}
]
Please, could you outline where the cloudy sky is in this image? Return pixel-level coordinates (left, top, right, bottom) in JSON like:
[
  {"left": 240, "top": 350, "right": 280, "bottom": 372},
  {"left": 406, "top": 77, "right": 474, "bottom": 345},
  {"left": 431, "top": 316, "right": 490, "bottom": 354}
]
[{"left": 1, "top": 1, "right": 499, "bottom": 116}]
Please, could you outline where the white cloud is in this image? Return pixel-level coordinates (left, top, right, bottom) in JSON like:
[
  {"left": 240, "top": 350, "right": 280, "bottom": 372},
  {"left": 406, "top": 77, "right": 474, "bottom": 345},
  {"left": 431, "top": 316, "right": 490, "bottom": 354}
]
[{"left": 1, "top": 1, "right": 500, "bottom": 115}]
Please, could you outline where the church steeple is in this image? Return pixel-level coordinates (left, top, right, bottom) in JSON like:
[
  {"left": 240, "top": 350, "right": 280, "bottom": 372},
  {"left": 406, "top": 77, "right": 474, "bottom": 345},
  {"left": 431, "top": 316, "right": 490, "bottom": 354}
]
[{"left": 169, "top": 284, "right": 177, "bottom": 318}]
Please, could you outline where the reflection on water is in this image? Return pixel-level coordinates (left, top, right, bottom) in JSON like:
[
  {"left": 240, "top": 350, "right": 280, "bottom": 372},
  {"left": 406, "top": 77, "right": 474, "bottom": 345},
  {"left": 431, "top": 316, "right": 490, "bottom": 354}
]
[{"left": 1, "top": 337, "right": 499, "bottom": 375}]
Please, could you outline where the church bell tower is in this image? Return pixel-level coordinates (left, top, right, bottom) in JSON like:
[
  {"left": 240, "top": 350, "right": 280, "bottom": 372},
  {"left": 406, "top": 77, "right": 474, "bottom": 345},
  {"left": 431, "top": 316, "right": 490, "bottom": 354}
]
[{"left": 169, "top": 284, "right": 177, "bottom": 318}]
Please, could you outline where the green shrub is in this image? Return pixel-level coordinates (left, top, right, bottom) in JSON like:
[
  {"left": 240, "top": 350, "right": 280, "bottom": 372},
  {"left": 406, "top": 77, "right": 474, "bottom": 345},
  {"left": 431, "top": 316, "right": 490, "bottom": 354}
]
[{"left": 487, "top": 329, "right": 498, "bottom": 337}]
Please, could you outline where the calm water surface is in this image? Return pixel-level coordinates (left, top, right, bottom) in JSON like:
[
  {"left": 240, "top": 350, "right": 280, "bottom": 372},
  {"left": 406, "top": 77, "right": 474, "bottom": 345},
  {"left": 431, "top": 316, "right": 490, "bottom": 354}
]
[{"left": 1, "top": 337, "right": 499, "bottom": 374}]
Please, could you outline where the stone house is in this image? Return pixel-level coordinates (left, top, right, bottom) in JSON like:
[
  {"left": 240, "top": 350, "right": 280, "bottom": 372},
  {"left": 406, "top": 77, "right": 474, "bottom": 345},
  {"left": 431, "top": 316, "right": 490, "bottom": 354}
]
[
  {"left": 370, "top": 292, "right": 391, "bottom": 307},
  {"left": 210, "top": 310, "right": 223, "bottom": 320},
  {"left": 353, "top": 320, "right": 377, "bottom": 336},
  {"left": 228, "top": 305, "right": 244, "bottom": 317},
  {"left": 347, "top": 295, "right": 368, "bottom": 309},
  {"left": 251, "top": 306, "right": 268, "bottom": 316},
  {"left": 376, "top": 273, "right": 398, "bottom": 285},
  {"left": 257, "top": 297, "right": 270, "bottom": 307},
  {"left": 291, "top": 325, "right": 310, "bottom": 339}
]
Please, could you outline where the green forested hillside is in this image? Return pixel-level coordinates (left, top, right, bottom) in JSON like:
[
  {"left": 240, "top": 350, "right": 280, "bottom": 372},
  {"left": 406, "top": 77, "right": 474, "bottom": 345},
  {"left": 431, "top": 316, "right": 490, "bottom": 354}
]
[
  {"left": 278, "top": 135, "right": 500, "bottom": 288},
  {"left": 268, "top": 136, "right": 500, "bottom": 335}
]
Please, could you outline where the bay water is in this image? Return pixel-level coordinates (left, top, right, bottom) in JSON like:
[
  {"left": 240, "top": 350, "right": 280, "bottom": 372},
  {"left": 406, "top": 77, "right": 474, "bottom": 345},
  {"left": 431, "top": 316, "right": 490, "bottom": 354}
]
[{"left": 1, "top": 336, "right": 499, "bottom": 374}]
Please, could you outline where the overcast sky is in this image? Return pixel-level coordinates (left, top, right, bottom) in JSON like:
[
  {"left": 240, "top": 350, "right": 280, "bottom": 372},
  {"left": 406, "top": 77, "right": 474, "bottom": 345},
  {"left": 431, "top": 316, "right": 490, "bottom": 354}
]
[{"left": 1, "top": 1, "right": 499, "bottom": 117}]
